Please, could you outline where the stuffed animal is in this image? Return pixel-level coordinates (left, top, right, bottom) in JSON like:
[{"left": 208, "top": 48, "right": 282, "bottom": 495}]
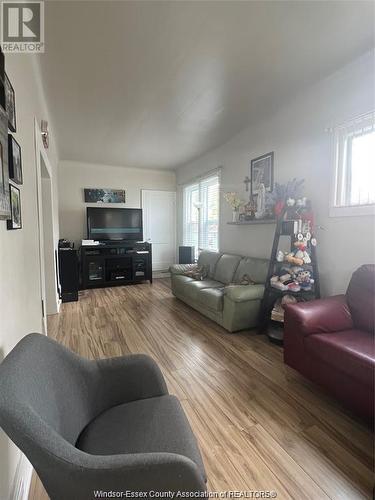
[
  {"left": 285, "top": 254, "right": 304, "bottom": 266},
  {"left": 270, "top": 272, "right": 301, "bottom": 292},
  {"left": 295, "top": 269, "right": 314, "bottom": 290},
  {"left": 285, "top": 240, "right": 311, "bottom": 265}
]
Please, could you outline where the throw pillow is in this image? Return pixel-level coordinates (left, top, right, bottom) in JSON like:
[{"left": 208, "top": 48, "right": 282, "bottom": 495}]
[
  {"left": 183, "top": 265, "right": 209, "bottom": 281},
  {"left": 228, "top": 273, "right": 256, "bottom": 286}
]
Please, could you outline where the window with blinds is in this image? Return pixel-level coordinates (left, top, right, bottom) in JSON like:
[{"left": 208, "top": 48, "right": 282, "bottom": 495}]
[
  {"left": 331, "top": 111, "right": 375, "bottom": 216},
  {"left": 183, "top": 173, "right": 220, "bottom": 257}
]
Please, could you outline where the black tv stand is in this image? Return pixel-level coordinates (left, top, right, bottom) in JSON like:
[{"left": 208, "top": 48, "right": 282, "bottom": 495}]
[
  {"left": 80, "top": 241, "right": 152, "bottom": 289},
  {"left": 98, "top": 240, "right": 129, "bottom": 246}
]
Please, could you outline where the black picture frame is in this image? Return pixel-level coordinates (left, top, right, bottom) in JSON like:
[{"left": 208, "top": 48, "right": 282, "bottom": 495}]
[
  {"left": 0, "top": 47, "right": 4, "bottom": 80},
  {"left": 250, "top": 152, "right": 274, "bottom": 196},
  {"left": 7, "top": 183, "right": 22, "bottom": 230},
  {"left": 0, "top": 47, "right": 5, "bottom": 115},
  {"left": 0, "top": 107, "right": 10, "bottom": 220},
  {"left": 5, "top": 72, "right": 16, "bottom": 132},
  {"left": 8, "top": 134, "right": 22, "bottom": 184}
]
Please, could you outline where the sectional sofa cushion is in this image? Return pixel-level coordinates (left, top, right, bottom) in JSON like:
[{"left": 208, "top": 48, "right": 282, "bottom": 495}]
[
  {"left": 172, "top": 275, "right": 195, "bottom": 295},
  {"left": 225, "top": 284, "right": 265, "bottom": 302},
  {"left": 183, "top": 280, "right": 223, "bottom": 301},
  {"left": 233, "top": 257, "right": 269, "bottom": 284},
  {"left": 169, "top": 264, "right": 197, "bottom": 276},
  {"left": 197, "top": 288, "right": 224, "bottom": 312},
  {"left": 214, "top": 254, "right": 242, "bottom": 284},
  {"left": 197, "top": 251, "right": 222, "bottom": 278}
]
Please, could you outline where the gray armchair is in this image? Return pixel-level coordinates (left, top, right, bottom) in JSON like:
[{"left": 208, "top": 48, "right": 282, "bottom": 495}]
[{"left": 0, "top": 334, "right": 206, "bottom": 500}]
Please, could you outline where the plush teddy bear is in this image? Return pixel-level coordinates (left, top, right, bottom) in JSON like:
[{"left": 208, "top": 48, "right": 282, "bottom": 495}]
[
  {"left": 295, "top": 269, "right": 314, "bottom": 290},
  {"left": 285, "top": 240, "right": 311, "bottom": 265}
]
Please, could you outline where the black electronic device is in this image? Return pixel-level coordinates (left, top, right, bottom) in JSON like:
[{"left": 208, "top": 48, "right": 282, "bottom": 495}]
[
  {"left": 58, "top": 248, "right": 79, "bottom": 302},
  {"left": 87, "top": 207, "right": 143, "bottom": 242},
  {"left": 179, "top": 246, "right": 195, "bottom": 264},
  {"left": 59, "top": 238, "right": 74, "bottom": 249}
]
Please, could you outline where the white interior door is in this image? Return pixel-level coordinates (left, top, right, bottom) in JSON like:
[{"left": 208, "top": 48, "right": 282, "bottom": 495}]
[{"left": 142, "top": 190, "right": 176, "bottom": 271}]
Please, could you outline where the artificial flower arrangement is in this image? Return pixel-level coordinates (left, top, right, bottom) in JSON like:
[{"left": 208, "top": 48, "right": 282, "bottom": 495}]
[
  {"left": 223, "top": 192, "right": 243, "bottom": 210},
  {"left": 223, "top": 192, "right": 245, "bottom": 222},
  {"left": 266, "top": 178, "right": 305, "bottom": 216}
]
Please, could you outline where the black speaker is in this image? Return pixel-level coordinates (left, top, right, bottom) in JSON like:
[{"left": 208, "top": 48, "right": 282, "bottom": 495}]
[
  {"left": 179, "top": 246, "right": 195, "bottom": 264},
  {"left": 58, "top": 249, "right": 79, "bottom": 302}
]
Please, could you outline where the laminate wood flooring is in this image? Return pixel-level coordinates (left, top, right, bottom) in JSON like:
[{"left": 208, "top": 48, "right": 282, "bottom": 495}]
[{"left": 28, "top": 280, "right": 374, "bottom": 500}]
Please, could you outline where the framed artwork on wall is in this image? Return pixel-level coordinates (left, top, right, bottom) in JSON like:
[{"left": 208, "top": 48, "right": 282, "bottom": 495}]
[
  {"left": 84, "top": 188, "right": 126, "bottom": 203},
  {"left": 0, "top": 142, "right": 6, "bottom": 210},
  {"left": 0, "top": 107, "right": 10, "bottom": 220},
  {"left": 5, "top": 73, "right": 16, "bottom": 132},
  {"left": 0, "top": 47, "right": 5, "bottom": 112},
  {"left": 8, "top": 135, "right": 22, "bottom": 184},
  {"left": 7, "top": 183, "right": 22, "bottom": 230},
  {"left": 0, "top": 80, "right": 5, "bottom": 112},
  {"left": 250, "top": 152, "right": 274, "bottom": 196}
]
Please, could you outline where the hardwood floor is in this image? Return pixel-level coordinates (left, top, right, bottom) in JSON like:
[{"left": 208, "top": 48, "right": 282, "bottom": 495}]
[{"left": 29, "top": 279, "right": 374, "bottom": 500}]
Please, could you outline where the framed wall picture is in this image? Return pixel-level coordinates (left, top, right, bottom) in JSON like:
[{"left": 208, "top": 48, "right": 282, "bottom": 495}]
[
  {"left": 8, "top": 134, "right": 22, "bottom": 185},
  {"left": 84, "top": 188, "right": 126, "bottom": 203},
  {"left": 7, "top": 184, "right": 22, "bottom": 230},
  {"left": 0, "top": 47, "right": 5, "bottom": 113},
  {"left": 0, "top": 80, "right": 5, "bottom": 113},
  {"left": 8, "top": 135, "right": 22, "bottom": 184},
  {"left": 0, "top": 107, "right": 10, "bottom": 220},
  {"left": 5, "top": 73, "right": 16, "bottom": 132},
  {"left": 0, "top": 47, "right": 4, "bottom": 81},
  {"left": 250, "top": 152, "right": 274, "bottom": 196},
  {"left": 0, "top": 142, "right": 6, "bottom": 211}
]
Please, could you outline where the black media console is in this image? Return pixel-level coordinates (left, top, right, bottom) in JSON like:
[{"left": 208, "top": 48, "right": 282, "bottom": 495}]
[{"left": 80, "top": 242, "right": 152, "bottom": 289}]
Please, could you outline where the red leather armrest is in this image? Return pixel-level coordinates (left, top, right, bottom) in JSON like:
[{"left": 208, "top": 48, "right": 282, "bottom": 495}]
[{"left": 284, "top": 295, "right": 353, "bottom": 337}]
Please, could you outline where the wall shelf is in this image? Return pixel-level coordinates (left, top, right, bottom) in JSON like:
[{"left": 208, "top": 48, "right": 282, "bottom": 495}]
[{"left": 227, "top": 219, "right": 276, "bottom": 225}]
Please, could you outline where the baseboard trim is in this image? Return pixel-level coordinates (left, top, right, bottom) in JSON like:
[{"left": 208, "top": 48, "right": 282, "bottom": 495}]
[
  {"left": 152, "top": 270, "right": 171, "bottom": 279},
  {"left": 11, "top": 453, "right": 32, "bottom": 500}
]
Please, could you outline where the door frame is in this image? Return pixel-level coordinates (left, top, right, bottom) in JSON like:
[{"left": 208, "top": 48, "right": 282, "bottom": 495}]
[
  {"left": 34, "top": 118, "right": 59, "bottom": 334},
  {"left": 141, "top": 189, "right": 177, "bottom": 270}
]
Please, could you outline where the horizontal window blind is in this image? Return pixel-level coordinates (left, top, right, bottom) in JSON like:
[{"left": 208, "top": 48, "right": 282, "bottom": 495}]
[
  {"left": 183, "top": 183, "right": 199, "bottom": 252},
  {"left": 183, "top": 173, "right": 220, "bottom": 257},
  {"left": 199, "top": 175, "right": 219, "bottom": 252}
]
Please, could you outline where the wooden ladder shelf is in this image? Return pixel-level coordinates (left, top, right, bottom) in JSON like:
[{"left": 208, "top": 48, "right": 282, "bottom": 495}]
[{"left": 259, "top": 206, "right": 320, "bottom": 345}]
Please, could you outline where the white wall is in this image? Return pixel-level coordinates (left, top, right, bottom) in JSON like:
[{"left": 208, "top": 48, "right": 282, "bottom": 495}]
[
  {"left": 0, "top": 56, "right": 59, "bottom": 499},
  {"left": 177, "top": 50, "right": 375, "bottom": 296},
  {"left": 58, "top": 160, "right": 176, "bottom": 248}
]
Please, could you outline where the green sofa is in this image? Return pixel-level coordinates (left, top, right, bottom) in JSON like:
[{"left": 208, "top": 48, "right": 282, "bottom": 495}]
[{"left": 170, "top": 251, "right": 269, "bottom": 333}]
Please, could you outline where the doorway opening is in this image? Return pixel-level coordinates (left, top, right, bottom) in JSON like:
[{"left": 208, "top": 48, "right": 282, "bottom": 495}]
[{"left": 34, "top": 119, "right": 59, "bottom": 334}]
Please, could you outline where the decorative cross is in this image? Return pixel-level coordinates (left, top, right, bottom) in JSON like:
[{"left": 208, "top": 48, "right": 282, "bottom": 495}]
[{"left": 244, "top": 176, "right": 251, "bottom": 192}]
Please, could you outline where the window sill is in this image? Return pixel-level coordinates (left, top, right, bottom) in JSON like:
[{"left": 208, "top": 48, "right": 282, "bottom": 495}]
[{"left": 329, "top": 204, "right": 375, "bottom": 218}]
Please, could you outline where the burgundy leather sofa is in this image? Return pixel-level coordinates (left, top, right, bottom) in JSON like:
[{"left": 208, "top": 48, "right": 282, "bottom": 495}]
[{"left": 284, "top": 265, "right": 375, "bottom": 424}]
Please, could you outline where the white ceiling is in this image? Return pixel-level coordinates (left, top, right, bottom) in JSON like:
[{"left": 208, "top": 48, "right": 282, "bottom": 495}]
[{"left": 38, "top": 1, "right": 375, "bottom": 169}]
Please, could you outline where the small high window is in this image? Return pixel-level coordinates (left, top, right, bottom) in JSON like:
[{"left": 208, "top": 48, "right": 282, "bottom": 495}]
[{"left": 330, "top": 111, "right": 375, "bottom": 216}]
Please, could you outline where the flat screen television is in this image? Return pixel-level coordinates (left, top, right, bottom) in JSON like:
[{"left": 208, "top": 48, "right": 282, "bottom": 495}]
[{"left": 87, "top": 207, "right": 143, "bottom": 242}]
